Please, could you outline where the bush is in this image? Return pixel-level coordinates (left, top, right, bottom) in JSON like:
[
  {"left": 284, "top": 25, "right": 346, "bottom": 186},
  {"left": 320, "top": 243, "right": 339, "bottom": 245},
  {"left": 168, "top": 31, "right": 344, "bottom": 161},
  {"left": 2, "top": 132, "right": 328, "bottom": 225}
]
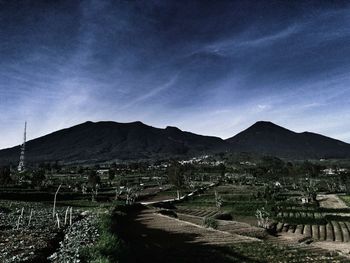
[{"left": 202, "top": 216, "right": 218, "bottom": 229}]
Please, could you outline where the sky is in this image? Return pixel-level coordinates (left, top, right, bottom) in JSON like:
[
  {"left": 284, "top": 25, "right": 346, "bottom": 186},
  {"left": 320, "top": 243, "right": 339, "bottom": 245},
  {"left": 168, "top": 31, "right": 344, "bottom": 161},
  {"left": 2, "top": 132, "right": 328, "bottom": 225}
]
[{"left": 1, "top": 0, "right": 350, "bottom": 149}]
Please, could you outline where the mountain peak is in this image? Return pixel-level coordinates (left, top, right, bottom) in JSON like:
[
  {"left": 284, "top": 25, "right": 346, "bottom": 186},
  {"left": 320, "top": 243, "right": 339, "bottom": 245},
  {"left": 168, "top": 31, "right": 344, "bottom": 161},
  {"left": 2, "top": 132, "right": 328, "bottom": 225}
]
[
  {"left": 165, "top": 126, "right": 182, "bottom": 132},
  {"left": 0, "top": 120, "right": 226, "bottom": 164},
  {"left": 226, "top": 121, "right": 350, "bottom": 159},
  {"left": 248, "top": 121, "right": 288, "bottom": 132},
  {"left": 252, "top": 121, "right": 280, "bottom": 127},
  {"left": 130, "top": 121, "right": 144, "bottom": 125},
  {"left": 1, "top": 120, "right": 350, "bottom": 164},
  {"left": 254, "top": 120, "right": 274, "bottom": 125}
]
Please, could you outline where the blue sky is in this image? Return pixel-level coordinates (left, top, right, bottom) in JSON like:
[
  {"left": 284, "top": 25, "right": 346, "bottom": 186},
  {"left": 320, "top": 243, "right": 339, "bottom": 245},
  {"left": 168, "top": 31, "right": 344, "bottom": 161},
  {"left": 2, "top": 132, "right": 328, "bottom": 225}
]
[{"left": 1, "top": 0, "right": 350, "bottom": 149}]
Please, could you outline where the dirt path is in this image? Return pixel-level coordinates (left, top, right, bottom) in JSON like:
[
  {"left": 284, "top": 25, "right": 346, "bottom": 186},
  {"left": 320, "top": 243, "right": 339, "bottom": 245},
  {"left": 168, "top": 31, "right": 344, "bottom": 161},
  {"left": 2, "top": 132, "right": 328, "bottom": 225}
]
[
  {"left": 317, "top": 194, "right": 349, "bottom": 209},
  {"left": 118, "top": 207, "right": 261, "bottom": 263}
]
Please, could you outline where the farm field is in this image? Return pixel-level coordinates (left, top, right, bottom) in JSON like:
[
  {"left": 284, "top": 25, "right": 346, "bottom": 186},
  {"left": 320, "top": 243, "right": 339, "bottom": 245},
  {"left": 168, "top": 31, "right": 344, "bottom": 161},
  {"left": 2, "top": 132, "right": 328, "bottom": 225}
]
[
  {"left": 0, "top": 199, "right": 113, "bottom": 263},
  {"left": 1, "top": 156, "right": 350, "bottom": 262},
  {"left": 118, "top": 206, "right": 349, "bottom": 263},
  {"left": 165, "top": 183, "right": 350, "bottom": 259},
  {"left": 177, "top": 184, "right": 269, "bottom": 223},
  {"left": 274, "top": 194, "right": 350, "bottom": 243}
]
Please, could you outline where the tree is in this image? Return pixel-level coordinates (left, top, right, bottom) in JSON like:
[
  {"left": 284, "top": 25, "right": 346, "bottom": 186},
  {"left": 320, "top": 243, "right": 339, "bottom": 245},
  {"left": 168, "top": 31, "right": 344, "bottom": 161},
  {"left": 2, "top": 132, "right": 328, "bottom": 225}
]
[
  {"left": 0, "top": 166, "right": 11, "bottom": 185},
  {"left": 88, "top": 170, "right": 101, "bottom": 201},
  {"left": 339, "top": 171, "right": 350, "bottom": 194},
  {"left": 299, "top": 161, "right": 322, "bottom": 178},
  {"left": 31, "top": 169, "right": 46, "bottom": 187},
  {"left": 88, "top": 170, "right": 101, "bottom": 189},
  {"left": 108, "top": 169, "right": 115, "bottom": 185},
  {"left": 167, "top": 161, "right": 185, "bottom": 188},
  {"left": 218, "top": 163, "right": 226, "bottom": 177}
]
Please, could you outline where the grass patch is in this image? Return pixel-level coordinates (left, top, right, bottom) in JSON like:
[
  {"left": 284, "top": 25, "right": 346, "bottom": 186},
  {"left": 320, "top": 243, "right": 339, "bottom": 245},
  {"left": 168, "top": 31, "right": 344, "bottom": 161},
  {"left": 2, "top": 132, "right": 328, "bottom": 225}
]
[
  {"left": 228, "top": 241, "right": 339, "bottom": 262},
  {"left": 81, "top": 210, "right": 129, "bottom": 263},
  {"left": 339, "top": 195, "right": 350, "bottom": 206},
  {"left": 202, "top": 216, "right": 218, "bottom": 229},
  {"left": 225, "top": 202, "right": 274, "bottom": 217}
]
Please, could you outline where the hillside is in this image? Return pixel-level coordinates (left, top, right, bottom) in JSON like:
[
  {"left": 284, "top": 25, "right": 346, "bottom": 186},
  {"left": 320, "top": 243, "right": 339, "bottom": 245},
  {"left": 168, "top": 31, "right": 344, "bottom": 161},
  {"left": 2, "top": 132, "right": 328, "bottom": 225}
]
[
  {"left": 226, "top": 121, "right": 350, "bottom": 159},
  {"left": 0, "top": 121, "right": 228, "bottom": 164}
]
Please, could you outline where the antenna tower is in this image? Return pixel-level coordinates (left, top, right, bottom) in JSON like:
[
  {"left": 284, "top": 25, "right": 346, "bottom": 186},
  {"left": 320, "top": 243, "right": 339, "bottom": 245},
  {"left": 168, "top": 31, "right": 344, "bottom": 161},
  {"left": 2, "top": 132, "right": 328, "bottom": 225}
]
[{"left": 18, "top": 121, "right": 27, "bottom": 172}]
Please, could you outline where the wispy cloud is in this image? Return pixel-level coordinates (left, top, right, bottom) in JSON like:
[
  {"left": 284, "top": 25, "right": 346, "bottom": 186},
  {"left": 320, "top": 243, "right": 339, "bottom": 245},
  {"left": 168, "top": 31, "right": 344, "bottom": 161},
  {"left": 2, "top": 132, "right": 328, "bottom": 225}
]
[
  {"left": 120, "top": 75, "right": 178, "bottom": 109},
  {"left": 205, "top": 24, "right": 300, "bottom": 55},
  {"left": 0, "top": 1, "right": 350, "bottom": 149}
]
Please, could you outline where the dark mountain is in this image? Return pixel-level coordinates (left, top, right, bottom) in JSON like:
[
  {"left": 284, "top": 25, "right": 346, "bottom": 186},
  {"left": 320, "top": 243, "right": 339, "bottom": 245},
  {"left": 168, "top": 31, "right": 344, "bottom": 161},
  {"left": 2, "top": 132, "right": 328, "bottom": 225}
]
[
  {"left": 0, "top": 121, "right": 228, "bottom": 165},
  {"left": 1, "top": 120, "right": 350, "bottom": 165},
  {"left": 226, "top": 121, "right": 350, "bottom": 159}
]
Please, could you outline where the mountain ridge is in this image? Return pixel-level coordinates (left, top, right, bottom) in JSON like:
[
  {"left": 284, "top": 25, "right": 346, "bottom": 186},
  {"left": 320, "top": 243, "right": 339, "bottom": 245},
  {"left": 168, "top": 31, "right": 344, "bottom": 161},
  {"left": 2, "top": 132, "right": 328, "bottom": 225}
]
[
  {"left": 226, "top": 121, "right": 350, "bottom": 159},
  {"left": 0, "top": 121, "right": 228, "bottom": 164},
  {"left": 0, "top": 120, "right": 350, "bottom": 164}
]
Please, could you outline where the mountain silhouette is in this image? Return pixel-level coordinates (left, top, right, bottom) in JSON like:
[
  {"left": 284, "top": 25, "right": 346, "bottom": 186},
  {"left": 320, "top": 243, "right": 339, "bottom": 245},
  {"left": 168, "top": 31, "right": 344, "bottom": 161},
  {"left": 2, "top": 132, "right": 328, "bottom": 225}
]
[
  {"left": 1, "top": 120, "right": 350, "bottom": 165},
  {"left": 226, "top": 121, "right": 350, "bottom": 159}
]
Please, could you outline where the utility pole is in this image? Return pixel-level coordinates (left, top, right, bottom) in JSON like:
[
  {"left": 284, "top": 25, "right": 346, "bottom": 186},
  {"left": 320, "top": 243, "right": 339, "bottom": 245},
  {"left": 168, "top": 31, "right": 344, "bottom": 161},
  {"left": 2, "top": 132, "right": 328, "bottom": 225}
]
[{"left": 18, "top": 121, "right": 26, "bottom": 172}]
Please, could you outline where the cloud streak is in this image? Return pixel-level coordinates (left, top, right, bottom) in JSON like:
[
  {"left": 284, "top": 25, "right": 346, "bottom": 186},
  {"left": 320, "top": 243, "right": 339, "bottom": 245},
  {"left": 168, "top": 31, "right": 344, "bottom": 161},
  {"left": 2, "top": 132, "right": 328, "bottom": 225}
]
[{"left": 0, "top": 0, "right": 350, "bottom": 149}]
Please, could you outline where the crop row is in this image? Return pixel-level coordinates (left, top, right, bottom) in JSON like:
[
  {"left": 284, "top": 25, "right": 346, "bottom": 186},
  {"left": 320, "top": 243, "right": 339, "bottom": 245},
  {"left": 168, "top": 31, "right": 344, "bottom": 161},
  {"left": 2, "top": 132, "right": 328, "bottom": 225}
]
[{"left": 276, "top": 221, "right": 350, "bottom": 242}]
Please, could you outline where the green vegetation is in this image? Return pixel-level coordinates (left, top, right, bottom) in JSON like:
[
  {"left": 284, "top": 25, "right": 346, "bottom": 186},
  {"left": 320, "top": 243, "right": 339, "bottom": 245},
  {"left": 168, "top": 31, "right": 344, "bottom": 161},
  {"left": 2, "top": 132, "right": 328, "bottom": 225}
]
[
  {"left": 227, "top": 241, "right": 343, "bottom": 262},
  {"left": 339, "top": 195, "right": 350, "bottom": 206},
  {"left": 81, "top": 211, "right": 129, "bottom": 263},
  {"left": 202, "top": 216, "right": 218, "bottom": 229},
  {"left": 0, "top": 166, "right": 12, "bottom": 185},
  {"left": 55, "top": 200, "right": 123, "bottom": 209},
  {"left": 226, "top": 202, "right": 274, "bottom": 217}
]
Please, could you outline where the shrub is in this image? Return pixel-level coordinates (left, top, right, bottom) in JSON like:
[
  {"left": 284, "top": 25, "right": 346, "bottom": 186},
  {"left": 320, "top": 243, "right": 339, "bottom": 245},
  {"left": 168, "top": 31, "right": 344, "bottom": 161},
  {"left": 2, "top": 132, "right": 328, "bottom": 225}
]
[{"left": 202, "top": 216, "right": 218, "bottom": 229}]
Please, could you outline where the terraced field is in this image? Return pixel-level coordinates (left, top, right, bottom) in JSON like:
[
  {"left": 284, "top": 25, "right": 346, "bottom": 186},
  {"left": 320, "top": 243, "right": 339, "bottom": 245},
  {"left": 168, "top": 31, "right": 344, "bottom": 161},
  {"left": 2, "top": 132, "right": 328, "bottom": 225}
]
[
  {"left": 275, "top": 221, "right": 350, "bottom": 242},
  {"left": 136, "top": 207, "right": 258, "bottom": 245},
  {"left": 275, "top": 194, "right": 350, "bottom": 242},
  {"left": 176, "top": 207, "right": 220, "bottom": 218},
  {"left": 175, "top": 207, "right": 267, "bottom": 238},
  {"left": 122, "top": 206, "right": 349, "bottom": 262},
  {"left": 120, "top": 206, "right": 261, "bottom": 263}
]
